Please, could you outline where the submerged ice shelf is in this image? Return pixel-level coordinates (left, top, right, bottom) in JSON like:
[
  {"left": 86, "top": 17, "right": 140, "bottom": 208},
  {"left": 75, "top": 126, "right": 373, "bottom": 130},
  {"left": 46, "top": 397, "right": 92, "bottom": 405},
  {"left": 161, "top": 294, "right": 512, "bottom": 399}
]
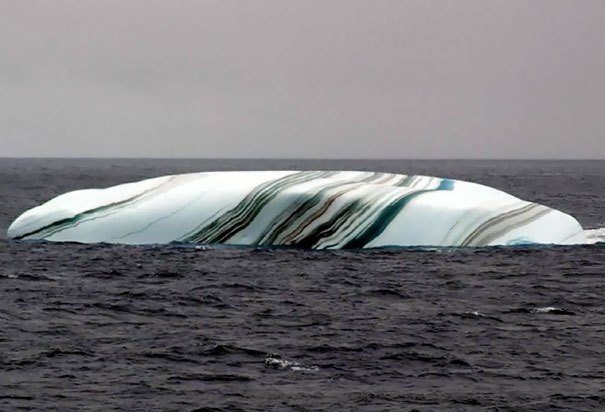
[{"left": 7, "top": 171, "right": 587, "bottom": 248}]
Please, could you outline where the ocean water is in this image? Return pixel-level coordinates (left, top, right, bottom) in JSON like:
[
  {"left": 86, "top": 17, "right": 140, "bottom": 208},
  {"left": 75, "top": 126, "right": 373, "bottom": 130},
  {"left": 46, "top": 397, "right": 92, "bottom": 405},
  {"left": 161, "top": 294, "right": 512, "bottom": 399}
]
[{"left": 1, "top": 159, "right": 604, "bottom": 411}]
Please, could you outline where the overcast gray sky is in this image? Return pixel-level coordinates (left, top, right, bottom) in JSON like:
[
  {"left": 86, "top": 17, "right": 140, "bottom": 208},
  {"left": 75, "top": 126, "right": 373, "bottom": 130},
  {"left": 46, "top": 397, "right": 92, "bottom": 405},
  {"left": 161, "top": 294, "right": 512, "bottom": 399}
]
[{"left": 0, "top": 0, "right": 604, "bottom": 158}]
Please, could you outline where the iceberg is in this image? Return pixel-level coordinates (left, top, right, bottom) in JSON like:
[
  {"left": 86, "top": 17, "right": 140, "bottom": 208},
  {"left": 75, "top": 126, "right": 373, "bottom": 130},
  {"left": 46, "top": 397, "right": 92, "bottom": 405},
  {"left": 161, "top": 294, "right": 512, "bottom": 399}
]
[{"left": 7, "top": 171, "right": 587, "bottom": 248}]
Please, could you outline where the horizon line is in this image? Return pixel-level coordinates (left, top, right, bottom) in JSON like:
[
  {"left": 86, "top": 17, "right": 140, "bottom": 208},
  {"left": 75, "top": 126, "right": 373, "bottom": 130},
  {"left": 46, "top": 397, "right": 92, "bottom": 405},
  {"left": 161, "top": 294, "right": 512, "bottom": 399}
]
[{"left": 1, "top": 156, "right": 604, "bottom": 161}]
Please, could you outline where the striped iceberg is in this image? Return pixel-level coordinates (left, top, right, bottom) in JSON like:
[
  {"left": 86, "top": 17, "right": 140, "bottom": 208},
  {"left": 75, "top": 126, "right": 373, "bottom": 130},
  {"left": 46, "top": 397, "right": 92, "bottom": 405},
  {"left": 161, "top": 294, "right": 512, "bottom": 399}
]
[{"left": 7, "top": 171, "right": 587, "bottom": 248}]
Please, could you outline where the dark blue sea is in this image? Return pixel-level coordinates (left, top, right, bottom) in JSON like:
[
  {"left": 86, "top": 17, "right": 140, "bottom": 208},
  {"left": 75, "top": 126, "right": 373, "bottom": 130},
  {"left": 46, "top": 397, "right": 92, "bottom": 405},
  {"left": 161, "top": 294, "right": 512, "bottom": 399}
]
[{"left": 1, "top": 159, "right": 604, "bottom": 411}]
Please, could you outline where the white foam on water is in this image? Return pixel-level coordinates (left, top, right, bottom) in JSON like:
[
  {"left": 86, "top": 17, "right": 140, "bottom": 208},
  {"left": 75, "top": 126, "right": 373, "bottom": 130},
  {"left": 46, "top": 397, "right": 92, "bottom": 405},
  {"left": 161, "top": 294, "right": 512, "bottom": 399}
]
[
  {"left": 532, "top": 307, "right": 560, "bottom": 314},
  {"left": 584, "top": 227, "right": 605, "bottom": 244},
  {"left": 264, "top": 357, "right": 319, "bottom": 372}
]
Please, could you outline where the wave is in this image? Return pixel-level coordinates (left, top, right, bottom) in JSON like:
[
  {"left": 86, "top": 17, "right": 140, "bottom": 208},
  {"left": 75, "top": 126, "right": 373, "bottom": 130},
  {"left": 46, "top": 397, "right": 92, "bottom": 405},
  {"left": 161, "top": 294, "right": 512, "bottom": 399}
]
[
  {"left": 584, "top": 227, "right": 605, "bottom": 244},
  {"left": 265, "top": 357, "right": 319, "bottom": 372}
]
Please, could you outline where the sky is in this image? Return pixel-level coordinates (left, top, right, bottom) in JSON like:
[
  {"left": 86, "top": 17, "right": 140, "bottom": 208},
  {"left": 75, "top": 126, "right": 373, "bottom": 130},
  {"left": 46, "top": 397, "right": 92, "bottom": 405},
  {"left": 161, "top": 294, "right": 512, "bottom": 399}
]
[{"left": 0, "top": 0, "right": 604, "bottom": 159}]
